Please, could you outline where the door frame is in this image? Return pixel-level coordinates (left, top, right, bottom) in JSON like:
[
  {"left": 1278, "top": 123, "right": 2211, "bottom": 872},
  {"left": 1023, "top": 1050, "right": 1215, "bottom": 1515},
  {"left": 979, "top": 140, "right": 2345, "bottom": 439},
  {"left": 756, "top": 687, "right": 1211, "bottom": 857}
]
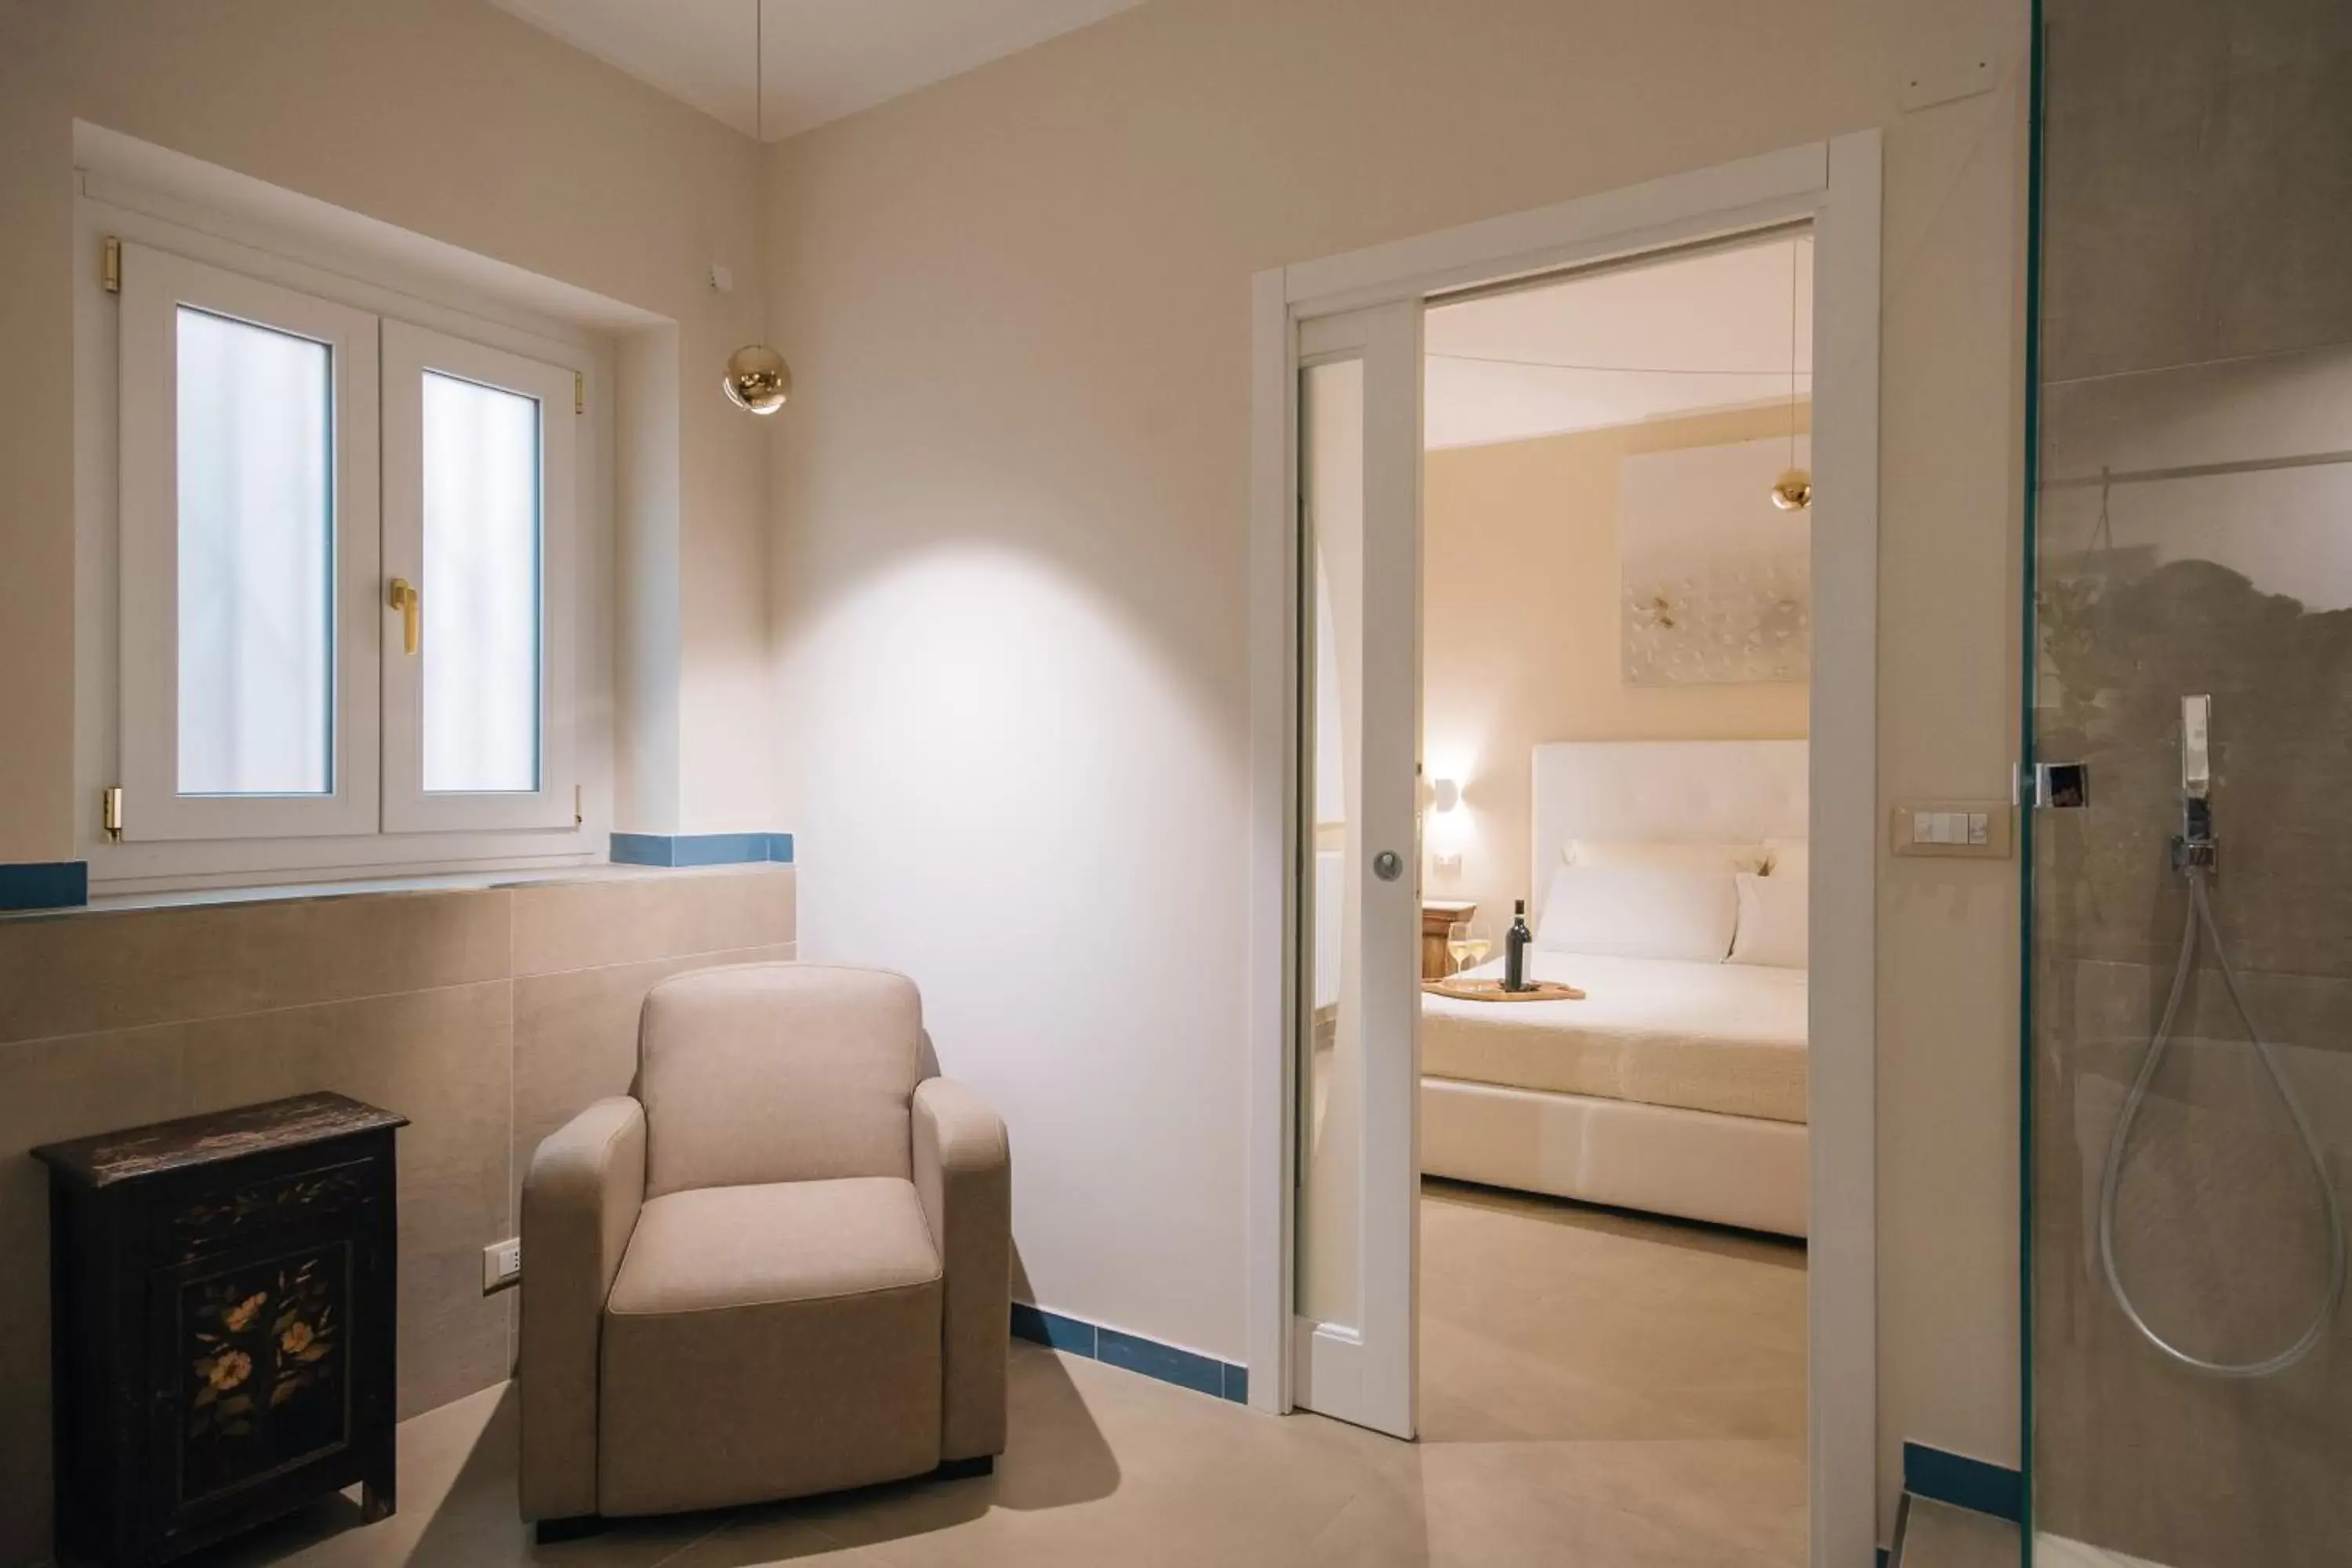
[{"left": 1244, "top": 133, "right": 1883, "bottom": 1568}]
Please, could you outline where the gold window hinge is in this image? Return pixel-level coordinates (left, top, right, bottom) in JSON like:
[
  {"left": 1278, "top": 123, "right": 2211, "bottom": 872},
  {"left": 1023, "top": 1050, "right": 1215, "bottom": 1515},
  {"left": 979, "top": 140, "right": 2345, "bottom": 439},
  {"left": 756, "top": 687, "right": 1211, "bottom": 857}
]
[
  {"left": 101, "top": 236, "right": 121, "bottom": 294},
  {"left": 573, "top": 371, "right": 584, "bottom": 416},
  {"left": 573, "top": 785, "right": 584, "bottom": 826},
  {"left": 101, "top": 785, "right": 124, "bottom": 841}
]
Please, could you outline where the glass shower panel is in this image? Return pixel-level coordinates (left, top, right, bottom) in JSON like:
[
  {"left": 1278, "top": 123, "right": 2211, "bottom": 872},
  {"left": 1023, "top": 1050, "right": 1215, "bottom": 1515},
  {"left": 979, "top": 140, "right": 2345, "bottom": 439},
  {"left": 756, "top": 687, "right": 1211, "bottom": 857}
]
[
  {"left": 2028, "top": 2, "right": 2352, "bottom": 1564},
  {"left": 1299, "top": 355, "right": 1367, "bottom": 1335}
]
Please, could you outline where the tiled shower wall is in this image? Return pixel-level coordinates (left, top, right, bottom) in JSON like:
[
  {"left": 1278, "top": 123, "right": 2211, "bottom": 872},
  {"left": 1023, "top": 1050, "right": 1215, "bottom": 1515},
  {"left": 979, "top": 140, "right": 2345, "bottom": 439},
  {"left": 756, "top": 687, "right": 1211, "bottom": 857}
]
[
  {"left": 0, "top": 865, "right": 795, "bottom": 1566},
  {"left": 2031, "top": 2, "right": 2352, "bottom": 1565}
]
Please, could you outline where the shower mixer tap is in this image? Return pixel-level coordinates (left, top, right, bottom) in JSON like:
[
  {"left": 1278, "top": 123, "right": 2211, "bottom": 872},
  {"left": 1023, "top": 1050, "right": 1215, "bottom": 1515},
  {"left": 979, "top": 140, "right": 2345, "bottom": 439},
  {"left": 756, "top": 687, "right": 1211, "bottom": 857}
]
[
  {"left": 2173, "top": 694, "right": 2218, "bottom": 873},
  {"left": 2103, "top": 688, "right": 2343, "bottom": 1378}
]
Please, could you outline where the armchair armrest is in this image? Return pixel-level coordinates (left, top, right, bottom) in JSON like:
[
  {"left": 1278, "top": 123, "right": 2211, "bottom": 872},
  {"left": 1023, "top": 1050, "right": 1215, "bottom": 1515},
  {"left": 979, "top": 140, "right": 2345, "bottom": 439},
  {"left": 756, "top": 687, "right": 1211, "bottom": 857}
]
[
  {"left": 519, "top": 1096, "right": 646, "bottom": 1522},
  {"left": 913, "top": 1077, "right": 1011, "bottom": 1462}
]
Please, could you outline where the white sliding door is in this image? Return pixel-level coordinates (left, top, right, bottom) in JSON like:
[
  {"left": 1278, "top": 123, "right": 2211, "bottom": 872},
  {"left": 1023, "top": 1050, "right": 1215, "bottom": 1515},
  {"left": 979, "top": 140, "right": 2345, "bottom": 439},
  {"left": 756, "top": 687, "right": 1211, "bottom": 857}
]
[{"left": 1292, "top": 299, "right": 1422, "bottom": 1439}]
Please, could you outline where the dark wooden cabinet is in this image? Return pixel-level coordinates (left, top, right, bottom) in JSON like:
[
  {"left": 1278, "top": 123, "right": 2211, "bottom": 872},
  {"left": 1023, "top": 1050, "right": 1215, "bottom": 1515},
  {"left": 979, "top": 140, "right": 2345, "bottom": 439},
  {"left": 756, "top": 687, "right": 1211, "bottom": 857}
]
[{"left": 34, "top": 1093, "right": 406, "bottom": 1567}]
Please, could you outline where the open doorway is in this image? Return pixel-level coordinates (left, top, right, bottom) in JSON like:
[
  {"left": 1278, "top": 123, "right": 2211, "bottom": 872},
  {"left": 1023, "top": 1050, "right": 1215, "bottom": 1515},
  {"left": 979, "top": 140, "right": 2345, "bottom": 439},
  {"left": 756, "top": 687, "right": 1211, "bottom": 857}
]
[
  {"left": 1254, "top": 137, "right": 1882, "bottom": 1568},
  {"left": 1412, "top": 233, "right": 1813, "bottom": 1559}
]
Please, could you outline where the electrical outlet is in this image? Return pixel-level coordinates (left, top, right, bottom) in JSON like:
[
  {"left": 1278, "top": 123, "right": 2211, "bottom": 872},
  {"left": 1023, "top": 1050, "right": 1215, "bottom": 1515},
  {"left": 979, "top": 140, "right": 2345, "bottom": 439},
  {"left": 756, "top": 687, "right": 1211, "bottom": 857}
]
[{"left": 483, "top": 1238, "right": 521, "bottom": 1294}]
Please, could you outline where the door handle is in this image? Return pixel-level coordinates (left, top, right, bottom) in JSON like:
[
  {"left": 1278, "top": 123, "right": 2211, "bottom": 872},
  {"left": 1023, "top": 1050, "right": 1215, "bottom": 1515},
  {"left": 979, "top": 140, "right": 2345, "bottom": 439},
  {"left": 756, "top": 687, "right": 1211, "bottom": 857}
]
[
  {"left": 1373, "top": 851, "right": 1404, "bottom": 882},
  {"left": 388, "top": 578, "right": 420, "bottom": 656}
]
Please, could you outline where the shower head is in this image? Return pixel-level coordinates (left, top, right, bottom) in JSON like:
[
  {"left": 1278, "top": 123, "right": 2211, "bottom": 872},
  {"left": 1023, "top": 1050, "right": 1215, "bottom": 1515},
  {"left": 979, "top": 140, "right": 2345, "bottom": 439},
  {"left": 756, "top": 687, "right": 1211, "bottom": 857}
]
[{"left": 2181, "top": 695, "right": 2212, "bottom": 801}]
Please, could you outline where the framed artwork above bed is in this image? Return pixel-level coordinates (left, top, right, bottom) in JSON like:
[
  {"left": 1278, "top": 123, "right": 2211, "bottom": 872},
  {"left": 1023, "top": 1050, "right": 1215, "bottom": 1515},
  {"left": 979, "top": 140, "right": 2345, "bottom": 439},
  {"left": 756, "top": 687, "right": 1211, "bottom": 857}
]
[{"left": 1619, "top": 434, "right": 1811, "bottom": 686}]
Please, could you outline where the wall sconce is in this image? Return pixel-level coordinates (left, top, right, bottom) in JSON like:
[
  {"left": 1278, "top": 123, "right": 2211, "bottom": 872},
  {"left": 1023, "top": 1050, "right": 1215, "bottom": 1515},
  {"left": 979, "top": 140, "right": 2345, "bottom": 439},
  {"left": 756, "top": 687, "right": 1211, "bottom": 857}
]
[{"left": 1428, "top": 777, "right": 1465, "bottom": 871}]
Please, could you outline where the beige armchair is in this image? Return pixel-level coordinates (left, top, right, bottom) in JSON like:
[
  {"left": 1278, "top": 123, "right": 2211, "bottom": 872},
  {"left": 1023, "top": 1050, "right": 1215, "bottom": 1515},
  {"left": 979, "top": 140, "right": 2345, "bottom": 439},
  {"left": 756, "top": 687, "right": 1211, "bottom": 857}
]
[{"left": 518, "top": 964, "right": 1010, "bottom": 1533}]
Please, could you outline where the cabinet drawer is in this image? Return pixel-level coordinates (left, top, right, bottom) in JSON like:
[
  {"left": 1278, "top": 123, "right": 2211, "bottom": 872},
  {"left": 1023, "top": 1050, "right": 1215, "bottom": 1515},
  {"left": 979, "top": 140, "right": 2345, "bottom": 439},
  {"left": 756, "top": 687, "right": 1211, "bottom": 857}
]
[{"left": 170, "top": 1160, "right": 376, "bottom": 1254}]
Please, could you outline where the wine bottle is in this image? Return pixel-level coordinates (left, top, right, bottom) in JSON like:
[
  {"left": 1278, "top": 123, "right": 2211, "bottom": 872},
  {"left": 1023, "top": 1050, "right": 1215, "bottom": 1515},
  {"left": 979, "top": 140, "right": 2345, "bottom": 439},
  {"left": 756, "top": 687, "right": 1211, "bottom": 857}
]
[{"left": 1504, "top": 898, "right": 1532, "bottom": 991}]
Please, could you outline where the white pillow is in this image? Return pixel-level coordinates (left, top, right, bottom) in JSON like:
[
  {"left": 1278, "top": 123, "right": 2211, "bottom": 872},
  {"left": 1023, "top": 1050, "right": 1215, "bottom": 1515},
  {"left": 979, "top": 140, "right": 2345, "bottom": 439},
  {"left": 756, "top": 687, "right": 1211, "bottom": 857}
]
[
  {"left": 1536, "top": 864, "right": 1740, "bottom": 962},
  {"left": 1763, "top": 837, "right": 1809, "bottom": 880},
  {"left": 1730, "top": 868, "right": 1809, "bottom": 967},
  {"left": 1565, "top": 838, "right": 1769, "bottom": 875}
]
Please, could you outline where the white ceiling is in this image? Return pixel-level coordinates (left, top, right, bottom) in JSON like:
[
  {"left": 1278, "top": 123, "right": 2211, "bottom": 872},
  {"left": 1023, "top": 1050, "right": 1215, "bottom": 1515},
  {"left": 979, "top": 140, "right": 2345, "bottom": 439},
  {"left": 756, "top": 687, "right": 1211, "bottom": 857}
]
[
  {"left": 1425, "top": 234, "right": 1813, "bottom": 450},
  {"left": 491, "top": 0, "right": 1144, "bottom": 140}
]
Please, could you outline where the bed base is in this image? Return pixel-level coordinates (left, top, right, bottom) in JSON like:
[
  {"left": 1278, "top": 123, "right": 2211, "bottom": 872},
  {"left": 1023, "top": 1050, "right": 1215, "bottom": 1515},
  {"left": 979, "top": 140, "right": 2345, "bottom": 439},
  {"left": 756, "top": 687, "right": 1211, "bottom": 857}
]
[{"left": 1421, "top": 1076, "right": 1809, "bottom": 1238}]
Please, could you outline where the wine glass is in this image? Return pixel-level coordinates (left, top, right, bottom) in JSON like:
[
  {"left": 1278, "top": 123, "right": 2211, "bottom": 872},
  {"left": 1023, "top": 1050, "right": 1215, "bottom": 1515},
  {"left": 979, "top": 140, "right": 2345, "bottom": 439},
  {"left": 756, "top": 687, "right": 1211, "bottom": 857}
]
[{"left": 1447, "top": 920, "right": 1492, "bottom": 979}]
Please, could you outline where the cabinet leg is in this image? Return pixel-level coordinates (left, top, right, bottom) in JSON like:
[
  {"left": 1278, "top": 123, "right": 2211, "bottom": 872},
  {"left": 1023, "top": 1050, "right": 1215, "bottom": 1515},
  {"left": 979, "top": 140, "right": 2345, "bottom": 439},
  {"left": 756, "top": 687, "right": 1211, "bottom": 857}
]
[{"left": 361, "top": 1472, "right": 397, "bottom": 1523}]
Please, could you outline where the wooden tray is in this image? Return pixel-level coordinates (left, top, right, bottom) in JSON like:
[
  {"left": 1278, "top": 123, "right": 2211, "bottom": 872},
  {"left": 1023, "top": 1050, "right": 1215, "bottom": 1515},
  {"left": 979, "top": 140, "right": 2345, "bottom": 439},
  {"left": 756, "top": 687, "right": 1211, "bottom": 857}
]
[{"left": 1421, "top": 978, "right": 1584, "bottom": 1004}]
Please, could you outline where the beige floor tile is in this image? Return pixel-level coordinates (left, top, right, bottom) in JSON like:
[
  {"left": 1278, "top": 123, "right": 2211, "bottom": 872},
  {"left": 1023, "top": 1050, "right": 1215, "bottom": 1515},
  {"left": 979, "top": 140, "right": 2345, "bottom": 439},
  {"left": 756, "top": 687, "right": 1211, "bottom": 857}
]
[
  {"left": 179, "top": 1385, "right": 717, "bottom": 1568},
  {"left": 148, "top": 1176, "right": 1805, "bottom": 1568},
  {"left": 1897, "top": 1497, "right": 2020, "bottom": 1568}
]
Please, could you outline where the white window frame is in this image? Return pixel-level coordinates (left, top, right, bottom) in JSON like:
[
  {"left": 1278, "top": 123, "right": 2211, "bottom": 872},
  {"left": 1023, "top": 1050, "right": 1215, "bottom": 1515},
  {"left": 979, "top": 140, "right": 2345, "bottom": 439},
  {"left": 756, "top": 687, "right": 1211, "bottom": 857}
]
[
  {"left": 77, "top": 182, "right": 610, "bottom": 893},
  {"left": 380, "top": 320, "right": 578, "bottom": 834},
  {"left": 117, "top": 243, "right": 383, "bottom": 841}
]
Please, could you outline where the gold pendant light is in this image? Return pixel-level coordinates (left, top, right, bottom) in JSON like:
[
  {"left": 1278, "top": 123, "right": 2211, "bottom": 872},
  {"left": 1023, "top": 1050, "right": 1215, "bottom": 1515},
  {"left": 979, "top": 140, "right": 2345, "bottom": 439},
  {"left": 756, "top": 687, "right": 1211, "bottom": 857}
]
[
  {"left": 724, "top": 0, "right": 791, "bottom": 416},
  {"left": 1769, "top": 234, "right": 1809, "bottom": 511},
  {"left": 724, "top": 344, "right": 791, "bottom": 416}
]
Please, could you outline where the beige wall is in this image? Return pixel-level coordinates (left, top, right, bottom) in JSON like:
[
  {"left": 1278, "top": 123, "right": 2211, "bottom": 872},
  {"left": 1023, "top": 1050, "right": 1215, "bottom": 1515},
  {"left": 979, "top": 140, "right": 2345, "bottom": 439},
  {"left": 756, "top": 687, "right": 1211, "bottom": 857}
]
[
  {"left": 764, "top": 0, "right": 2028, "bottom": 1539},
  {"left": 1424, "top": 405, "right": 1813, "bottom": 922},
  {"left": 0, "top": 866, "right": 796, "bottom": 1563},
  {"left": 0, "top": 0, "right": 777, "bottom": 851}
]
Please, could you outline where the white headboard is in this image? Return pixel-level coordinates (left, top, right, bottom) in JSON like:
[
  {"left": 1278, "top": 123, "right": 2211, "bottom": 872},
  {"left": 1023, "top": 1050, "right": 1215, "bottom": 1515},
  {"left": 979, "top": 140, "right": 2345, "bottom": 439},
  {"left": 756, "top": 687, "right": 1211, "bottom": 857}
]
[{"left": 1529, "top": 740, "right": 1808, "bottom": 909}]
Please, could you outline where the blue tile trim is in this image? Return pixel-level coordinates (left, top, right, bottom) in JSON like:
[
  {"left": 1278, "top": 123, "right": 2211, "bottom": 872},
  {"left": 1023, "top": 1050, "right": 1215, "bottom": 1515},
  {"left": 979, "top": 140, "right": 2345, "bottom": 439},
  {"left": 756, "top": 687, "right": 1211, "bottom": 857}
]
[
  {"left": 1009, "top": 1304, "right": 1247, "bottom": 1405},
  {"left": 1099, "top": 1328, "right": 1224, "bottom": 1398},
  {"left": 1010, "top": 1303, "right": 1096, "bottom": 1356},
  {"left": 1903, "top": 1441, "right": 2023, "bottom": 1524},
  {"left": 609, "top": 832, "right": 794, "bottom": 868},
  {"left": 0, "top": 861, "right": 89, "bottom": 912}
]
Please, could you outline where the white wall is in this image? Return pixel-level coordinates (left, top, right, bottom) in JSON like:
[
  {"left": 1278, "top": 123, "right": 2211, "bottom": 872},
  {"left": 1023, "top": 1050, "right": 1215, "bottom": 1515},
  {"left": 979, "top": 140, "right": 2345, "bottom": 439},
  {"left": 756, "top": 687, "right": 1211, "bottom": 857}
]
[
  {"left": 0, "top": 0, "right": 776, "bottom": 853},
  {"left": 764, "top": 0, "right": 2031, "bottom": 1534},
  {"left": 1424, "top": 404, "right": 1813, "bottom": 923}
]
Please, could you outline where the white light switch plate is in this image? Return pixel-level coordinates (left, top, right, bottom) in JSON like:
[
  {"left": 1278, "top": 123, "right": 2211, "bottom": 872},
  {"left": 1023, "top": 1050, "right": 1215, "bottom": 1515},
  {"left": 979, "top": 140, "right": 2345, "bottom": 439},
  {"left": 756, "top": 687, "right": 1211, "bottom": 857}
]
[
  {"left": 1890, "top": 801, "right": 2013, "bottom": 859},
  {"left": 484, "top": 1238, "right": 521, "bottom": 1294}
]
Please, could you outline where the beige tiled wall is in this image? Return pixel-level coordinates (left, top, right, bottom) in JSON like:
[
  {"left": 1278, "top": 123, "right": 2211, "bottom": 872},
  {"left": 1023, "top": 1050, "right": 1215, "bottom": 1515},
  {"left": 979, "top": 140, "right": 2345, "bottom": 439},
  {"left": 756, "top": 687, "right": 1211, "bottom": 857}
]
[
  {"left": 0, "top": 864, "right": 794, "bottom": 1566},
  {"left": 2031, "top": 2, "right": 2352, "bottom": 1563}
]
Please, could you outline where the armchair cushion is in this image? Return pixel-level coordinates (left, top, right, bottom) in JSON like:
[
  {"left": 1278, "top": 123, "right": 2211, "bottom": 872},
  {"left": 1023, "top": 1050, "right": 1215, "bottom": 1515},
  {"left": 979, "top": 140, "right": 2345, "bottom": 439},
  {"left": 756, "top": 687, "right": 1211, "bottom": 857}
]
[
  {"left": 639, "top": 964, "right": 924, "bottom": 1196},
  {"left": 597, "top": 1176, "right": 945, "bottom": 1515},
  {"left": 608, "top": 1177, "right": 940, "bottom": 1316}
]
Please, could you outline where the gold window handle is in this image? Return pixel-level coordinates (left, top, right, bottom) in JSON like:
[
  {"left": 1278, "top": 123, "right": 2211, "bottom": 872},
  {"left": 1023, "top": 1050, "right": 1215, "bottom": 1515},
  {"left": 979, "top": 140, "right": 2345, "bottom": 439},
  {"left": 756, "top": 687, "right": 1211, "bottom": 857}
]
[{"left": 388, "top": 578, "right": 421, "bottom": 655}]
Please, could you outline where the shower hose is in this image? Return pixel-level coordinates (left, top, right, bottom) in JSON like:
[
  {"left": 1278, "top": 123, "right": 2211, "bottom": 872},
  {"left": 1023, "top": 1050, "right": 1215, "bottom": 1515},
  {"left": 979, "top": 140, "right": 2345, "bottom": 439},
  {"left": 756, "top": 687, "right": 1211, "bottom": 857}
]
[{"left": 2096, "top": 863, "right": 2347, "bottom": 1377}]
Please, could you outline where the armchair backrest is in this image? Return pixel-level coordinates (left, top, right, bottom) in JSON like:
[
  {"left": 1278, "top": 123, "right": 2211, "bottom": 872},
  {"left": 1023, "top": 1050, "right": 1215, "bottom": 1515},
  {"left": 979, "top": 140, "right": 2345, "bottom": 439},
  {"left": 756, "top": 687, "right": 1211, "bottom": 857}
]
[{"left": 637, "top": 963, "right": 924, "bottom": 1198}]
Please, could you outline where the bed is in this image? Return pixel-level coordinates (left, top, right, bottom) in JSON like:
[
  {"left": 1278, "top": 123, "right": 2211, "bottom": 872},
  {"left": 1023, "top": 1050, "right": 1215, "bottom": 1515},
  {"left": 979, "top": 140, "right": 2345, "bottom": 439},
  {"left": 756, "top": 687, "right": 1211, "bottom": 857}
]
[{"left": 1420, "top": 740, "right": 1810, "bottom": 1236}]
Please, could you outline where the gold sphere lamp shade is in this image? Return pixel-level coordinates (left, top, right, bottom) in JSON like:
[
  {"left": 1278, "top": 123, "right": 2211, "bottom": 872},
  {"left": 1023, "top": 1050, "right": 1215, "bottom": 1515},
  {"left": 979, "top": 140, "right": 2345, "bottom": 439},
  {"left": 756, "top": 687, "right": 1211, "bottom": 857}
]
[
  {"left": 723, "top": 344, "right": 792, "bottom": 415},
  {"left": 1770, "top": 467, "right": 1813, "bottom": 511}
]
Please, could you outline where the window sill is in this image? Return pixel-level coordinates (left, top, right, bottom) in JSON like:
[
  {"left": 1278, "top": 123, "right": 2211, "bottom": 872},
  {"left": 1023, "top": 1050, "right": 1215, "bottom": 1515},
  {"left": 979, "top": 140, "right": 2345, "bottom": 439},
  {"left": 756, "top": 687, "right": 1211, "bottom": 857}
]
[{"left": 2, "top": 861, "right": 788, "bottom": 924}]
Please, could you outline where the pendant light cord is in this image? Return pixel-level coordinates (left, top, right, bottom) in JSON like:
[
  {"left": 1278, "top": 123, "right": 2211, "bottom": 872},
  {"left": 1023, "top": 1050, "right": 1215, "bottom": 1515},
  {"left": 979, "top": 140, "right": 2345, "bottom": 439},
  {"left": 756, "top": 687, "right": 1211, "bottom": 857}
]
[{"left": 753, "top": 0, "right": 763, "bottom": 143}]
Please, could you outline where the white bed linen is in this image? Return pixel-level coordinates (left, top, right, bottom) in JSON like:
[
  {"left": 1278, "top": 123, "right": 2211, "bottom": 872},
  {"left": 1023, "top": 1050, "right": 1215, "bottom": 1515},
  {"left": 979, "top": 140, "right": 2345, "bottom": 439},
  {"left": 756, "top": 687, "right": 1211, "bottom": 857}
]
[{"left": 1422, "top": 949, "right": 1808, "bottom": 1124}]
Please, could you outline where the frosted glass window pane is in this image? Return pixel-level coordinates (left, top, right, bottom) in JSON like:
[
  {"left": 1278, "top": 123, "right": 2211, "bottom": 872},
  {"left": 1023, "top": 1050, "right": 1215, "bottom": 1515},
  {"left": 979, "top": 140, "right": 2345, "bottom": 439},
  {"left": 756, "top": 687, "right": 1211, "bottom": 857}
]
[
  {"left": 176, "top": 307, "right": 333, "bottom": 796},
  {"left": 422, "top": 372, "right": 541, "bottom": 793}
]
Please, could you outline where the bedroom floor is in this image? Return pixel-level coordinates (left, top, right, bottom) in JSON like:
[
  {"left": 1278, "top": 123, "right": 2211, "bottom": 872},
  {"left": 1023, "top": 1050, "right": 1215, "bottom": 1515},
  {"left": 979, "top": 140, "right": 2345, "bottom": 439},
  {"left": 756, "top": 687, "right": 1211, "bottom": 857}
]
[
  {"left": 180, "top": 1181, "right": 1806, "bottom": 1568},
  {"left": 1416, "top": 1177, "right": 1809, "bottom": 1565}
]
